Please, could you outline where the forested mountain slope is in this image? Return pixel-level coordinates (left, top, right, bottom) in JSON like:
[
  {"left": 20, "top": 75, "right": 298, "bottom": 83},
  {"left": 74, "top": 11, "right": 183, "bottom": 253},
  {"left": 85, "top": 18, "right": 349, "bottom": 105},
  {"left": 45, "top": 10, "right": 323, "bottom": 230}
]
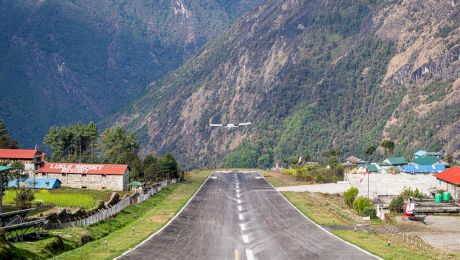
[
  {"left": 0, "top": 0, "right": 263, "bottom": 146},
  {"left": 115, "top": 0, "right": 460, "bottom": 168}
]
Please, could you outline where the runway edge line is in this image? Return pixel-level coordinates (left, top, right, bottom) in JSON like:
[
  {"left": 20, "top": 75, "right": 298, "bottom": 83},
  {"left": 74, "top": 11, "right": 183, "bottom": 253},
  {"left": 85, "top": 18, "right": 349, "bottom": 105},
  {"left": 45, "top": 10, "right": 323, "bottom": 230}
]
[
  {"left": 260, "top": 172, "right": 382, "bottom": 260},
  {"left": 115, "top": 171, "right": 214, "bottom": 259}
]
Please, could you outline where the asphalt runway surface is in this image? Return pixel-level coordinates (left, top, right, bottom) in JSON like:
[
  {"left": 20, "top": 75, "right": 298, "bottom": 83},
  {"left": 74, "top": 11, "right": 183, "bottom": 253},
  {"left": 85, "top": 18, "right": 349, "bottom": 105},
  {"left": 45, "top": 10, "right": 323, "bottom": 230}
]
[{"left": 121, "top": 171, "right": 377, "bottom": 260}]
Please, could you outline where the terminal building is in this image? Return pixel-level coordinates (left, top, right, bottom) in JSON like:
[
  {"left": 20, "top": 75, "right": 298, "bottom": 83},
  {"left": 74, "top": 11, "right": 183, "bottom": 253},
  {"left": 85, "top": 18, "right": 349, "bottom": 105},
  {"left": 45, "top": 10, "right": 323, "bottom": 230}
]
[
  {"left": 0, "top": 148, "right": 46, "bottom": 171},
  {"left": 36, "top": 162, "right": 129, "bottom": 191}
]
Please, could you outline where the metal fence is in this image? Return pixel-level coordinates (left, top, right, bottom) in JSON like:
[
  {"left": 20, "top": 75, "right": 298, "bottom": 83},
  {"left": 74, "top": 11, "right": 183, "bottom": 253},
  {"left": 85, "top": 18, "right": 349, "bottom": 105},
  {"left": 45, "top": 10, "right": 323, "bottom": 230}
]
[{"left": 47, "top": 179, "right": 177, "bottom": 229}]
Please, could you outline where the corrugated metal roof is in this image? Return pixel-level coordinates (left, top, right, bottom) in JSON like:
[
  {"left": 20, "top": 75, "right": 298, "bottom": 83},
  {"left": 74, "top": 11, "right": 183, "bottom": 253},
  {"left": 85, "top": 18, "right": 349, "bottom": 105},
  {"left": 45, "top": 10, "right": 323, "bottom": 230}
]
[
  {"left": 385, "top": 157, "right": 408, "bottom": 165},
  {"left": 402, "top": 164, "right": 445, "bottom": 174},
  {"left": 8, "top": 178, "right": 61, "bottom": 189},
  {"left": 435, "top": 167, "right": 460, "bottom": 185},
  {"left": 412, "top": 156, "right": 440, "bottom": 165},
  {"left": 0, "top": 149, "right": 42, "bottom": 159},
  {"left": 0, "top": 166, "right": 11, "bottom": 172},
  {"left": 36, "top": 162, "right": 128, "bottom": 175}
]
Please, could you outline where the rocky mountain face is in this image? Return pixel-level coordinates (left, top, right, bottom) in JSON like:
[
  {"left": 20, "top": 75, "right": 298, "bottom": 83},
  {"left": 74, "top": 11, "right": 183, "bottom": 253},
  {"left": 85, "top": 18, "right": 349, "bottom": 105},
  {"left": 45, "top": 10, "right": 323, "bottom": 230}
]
[
  {"left": 115, "top": 0, "right": 460, "bottom": 168},
  {"left": 0, "top": 0, "right": 263, "bottom": 146}
]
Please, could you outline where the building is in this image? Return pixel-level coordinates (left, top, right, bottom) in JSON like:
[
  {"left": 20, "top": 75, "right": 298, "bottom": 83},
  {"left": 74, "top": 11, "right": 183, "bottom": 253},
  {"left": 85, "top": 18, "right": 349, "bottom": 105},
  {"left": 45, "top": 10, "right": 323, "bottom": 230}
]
[
  {"left": 414, "top": 150, "right": 443, "bottom": 159},
  {"left": 382, "top": 157, "right": 408, "bottom": 167},
  {"left": 434, "top": 166, "right": 460, "bottom": 201},
  {"left": 8, "top": 178, "right": 61, "bottom": 190},
  {"left": 412, "top": 156, "right": 442, "bottom": 165},
  {"left": 0, "top": 149, "right": 46, "bottom": 171},
  {"left": 345, "top": 156, "right": 367, "bottom": 165},
  {"left": 402, "top": 164, "right": 445, "bottom": 174},
  {"left": 36, "top": 163, "right": 129, "bottom": 191}
]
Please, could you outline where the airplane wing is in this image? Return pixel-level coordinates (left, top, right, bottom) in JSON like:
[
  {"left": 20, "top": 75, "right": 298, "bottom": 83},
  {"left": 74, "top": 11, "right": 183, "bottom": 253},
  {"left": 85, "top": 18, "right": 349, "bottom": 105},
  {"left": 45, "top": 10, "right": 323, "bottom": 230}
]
[
  {"left": 238, "top": 122, "right": 252, "bottom": 126},
  {"left": 210, "top": 124, "right": 223, "bottom": 127}
]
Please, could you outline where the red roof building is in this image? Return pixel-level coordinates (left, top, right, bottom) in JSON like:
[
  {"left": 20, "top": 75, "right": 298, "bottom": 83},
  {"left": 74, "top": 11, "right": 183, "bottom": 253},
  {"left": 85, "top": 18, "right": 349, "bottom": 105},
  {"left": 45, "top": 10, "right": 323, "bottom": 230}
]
[
  {"left": 36, "top": 162, "right": 128, "bottom": 175},
  {"left": 36, "top": 163, "right": 129, "bottom": 191},
  {"left": 434, "top": 166, "right": 460, "bottom": 201},
  {"left": 0, "top": 149, "right": 44, "bottom": 160},
  {"left": 434, "top": 166, "right": 460, "bottom": 185}
]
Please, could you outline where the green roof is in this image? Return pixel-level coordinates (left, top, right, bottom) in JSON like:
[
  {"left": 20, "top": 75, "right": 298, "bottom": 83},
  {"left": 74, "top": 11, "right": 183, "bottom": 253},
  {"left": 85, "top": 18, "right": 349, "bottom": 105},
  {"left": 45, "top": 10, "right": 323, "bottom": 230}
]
[
  {"left": 413, "top": 156, "right": 439, "bottom": 165},
  {"left": 129, "top": 181, "right": 143, "bottom": 186},
  {"left": 385, "top": 157, "right": 408, "bottom": 165},
  {"left": 367, "top": 164, "right": 379, "bottom": 172},
  {"left": 0, "top": 166, "right": 11, "bottom": 172}
]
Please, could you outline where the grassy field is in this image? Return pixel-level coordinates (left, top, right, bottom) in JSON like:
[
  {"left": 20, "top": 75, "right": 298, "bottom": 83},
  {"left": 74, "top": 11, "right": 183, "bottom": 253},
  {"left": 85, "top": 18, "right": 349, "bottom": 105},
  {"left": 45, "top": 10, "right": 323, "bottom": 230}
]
[
  {"left": 10, "top": 169, "right": 210, "bottom": 259},
  {"left": 281, "top": 191, "right": 458, "bottom": 259},
  {"left": 3, "top": 188, "right": 114, "bottom": 209}
]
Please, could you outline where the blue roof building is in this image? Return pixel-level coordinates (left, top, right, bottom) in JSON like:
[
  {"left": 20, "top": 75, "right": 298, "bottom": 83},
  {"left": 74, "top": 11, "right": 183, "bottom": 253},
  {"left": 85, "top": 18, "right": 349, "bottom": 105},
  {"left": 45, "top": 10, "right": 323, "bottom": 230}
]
[
  {"left": 402, "top": 164, "right": 445, "bottom": 174},
  {"left": 0, "top": 166, "right": 11, "bottom": 172},
  {"left": 8, "top": 178, "right": 61, "bottom": 189}
]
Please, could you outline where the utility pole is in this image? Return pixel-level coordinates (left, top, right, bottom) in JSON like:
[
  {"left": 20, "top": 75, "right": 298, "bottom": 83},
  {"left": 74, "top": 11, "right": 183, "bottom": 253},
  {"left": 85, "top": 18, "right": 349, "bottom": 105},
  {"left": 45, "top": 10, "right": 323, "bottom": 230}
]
[{"left": 366, "top": 165, "right": 370, "bottom": 199}]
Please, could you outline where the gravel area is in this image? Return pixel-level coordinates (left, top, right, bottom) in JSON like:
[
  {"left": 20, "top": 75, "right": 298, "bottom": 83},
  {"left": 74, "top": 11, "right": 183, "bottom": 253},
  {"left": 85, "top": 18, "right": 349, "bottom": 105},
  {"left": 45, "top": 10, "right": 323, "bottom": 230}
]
[{"left": 276, "top": 173, "right": 438, "bottom": 196}]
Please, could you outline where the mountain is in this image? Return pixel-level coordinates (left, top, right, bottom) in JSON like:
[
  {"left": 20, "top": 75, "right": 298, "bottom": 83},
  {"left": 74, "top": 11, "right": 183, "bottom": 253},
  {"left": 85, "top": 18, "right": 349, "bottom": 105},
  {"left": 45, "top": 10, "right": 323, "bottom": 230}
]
[
  {"left": 0, "top": 0, "right": 264, "bottom": 147},
  {"left": 117, "top": 0, "right": 460, "bottom": 169}
]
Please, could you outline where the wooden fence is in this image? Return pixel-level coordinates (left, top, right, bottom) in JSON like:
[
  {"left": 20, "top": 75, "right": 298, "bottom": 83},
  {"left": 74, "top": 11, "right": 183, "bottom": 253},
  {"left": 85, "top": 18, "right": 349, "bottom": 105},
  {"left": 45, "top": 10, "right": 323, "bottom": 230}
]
[{"left": 47, "top": 179, "right": 177, "bottom": 229}]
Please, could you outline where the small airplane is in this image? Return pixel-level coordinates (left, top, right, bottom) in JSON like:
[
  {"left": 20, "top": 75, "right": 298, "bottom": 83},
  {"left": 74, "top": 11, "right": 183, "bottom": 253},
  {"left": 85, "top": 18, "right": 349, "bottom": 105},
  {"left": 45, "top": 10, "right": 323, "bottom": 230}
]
[{"left": 210, "top": 122, "right": 252, "bottom": 130}]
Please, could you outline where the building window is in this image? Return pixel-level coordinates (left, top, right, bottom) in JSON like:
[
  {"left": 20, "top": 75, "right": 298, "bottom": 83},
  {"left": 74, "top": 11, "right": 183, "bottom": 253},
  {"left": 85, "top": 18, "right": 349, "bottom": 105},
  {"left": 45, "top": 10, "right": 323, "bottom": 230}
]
[
  {"left": 82, "top": 186, "right": 87, "bottom": 189},
  {"left": 102, "top": 174, "right": 107, "bottom": 178},
  {"left": 41, "top": 173, "right": 46, "bottom": 177},
  {"left": 82, "top": 174, "right": 87, "bottom": 177},
  {"left": 101, "top": 187, "right": 106, "bottom": 189},
  {"left": 62, "top": 173, "right": 66, "bottom": 176}
]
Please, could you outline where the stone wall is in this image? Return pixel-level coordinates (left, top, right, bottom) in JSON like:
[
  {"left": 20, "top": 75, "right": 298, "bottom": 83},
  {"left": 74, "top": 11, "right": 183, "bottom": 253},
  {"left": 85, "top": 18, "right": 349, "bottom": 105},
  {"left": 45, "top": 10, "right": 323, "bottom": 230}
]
[{"left": 37, "top": 171, "right": 128, "bottom": 191}]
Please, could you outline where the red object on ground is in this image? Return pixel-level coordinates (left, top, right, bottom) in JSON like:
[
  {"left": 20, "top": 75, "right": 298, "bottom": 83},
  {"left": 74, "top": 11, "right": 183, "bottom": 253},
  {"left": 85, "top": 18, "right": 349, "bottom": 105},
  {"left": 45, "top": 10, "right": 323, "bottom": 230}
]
[{"left": 434, "top": 166, "right": 460, "bottom": 185}]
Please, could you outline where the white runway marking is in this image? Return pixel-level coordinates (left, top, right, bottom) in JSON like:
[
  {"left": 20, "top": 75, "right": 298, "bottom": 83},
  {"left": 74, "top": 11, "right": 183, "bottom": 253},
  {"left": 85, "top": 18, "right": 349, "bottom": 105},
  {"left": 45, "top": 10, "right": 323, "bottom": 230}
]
[
  {"left": 242, "top": 234, "right": 249, "bottom": 243},
  {"left": 211, "top": 176, "right": 217, "bottom": 179},
  {"left": 237, "top": 199, "right": 242, "bottom": 204},
  {"left": 236, "top": 189, "right": 240, "bottom": 193},
  {"left": 245, "top": 249, "right": 254, "bottom": 260},
  {"left": 238, "top": 206, "right": 242, "bottom": 211},
  {"left": 255, "top": 176, "right": 261, "bottom": 179},
  {"left": 239, "top": 223, "right": 246, "bottom": 231},
  {"left": 237, "top": 194, "right": 241, "bottom": 198},
  {"left": 239, "top": 213, "right": 244, "bottom": 221}
]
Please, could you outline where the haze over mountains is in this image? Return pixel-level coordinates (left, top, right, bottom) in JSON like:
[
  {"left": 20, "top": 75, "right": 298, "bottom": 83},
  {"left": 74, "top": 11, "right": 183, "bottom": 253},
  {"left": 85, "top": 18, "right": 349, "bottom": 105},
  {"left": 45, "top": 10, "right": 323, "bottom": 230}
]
[
  {"left": 115, "top": 0, "right": 460, "bottom": 168},
  {"left": 1, "top": 0, "right": 459, "bottom": 168},
  {"left": 0, "top": 0, "right": 263, "bottom": 146}
]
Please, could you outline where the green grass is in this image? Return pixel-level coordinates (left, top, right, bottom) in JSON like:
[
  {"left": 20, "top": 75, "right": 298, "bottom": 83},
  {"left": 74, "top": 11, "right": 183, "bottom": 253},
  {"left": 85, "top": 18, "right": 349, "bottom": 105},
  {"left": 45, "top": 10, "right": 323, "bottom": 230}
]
[
  {"left": 333, "top": 230, "right": 453, "bottom": 260},
  {"left": 263, "top": 174, "right": 285, "bottom": 187},
  {"left": 10, "top": 170, "right": 210, "bottom": 259},
  {"left": 3, "top": 188, "right": 113, "bottom": 209},
  {"left": 282, "top": 191, "right": 458, "bottom": 259}
]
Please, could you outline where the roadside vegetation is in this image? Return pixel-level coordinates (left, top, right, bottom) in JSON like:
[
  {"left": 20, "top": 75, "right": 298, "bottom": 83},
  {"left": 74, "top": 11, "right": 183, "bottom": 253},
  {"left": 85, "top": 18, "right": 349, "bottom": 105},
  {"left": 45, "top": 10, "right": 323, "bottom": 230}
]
[
  {"left": 6, "top": 169, "right": 210, "bottom": 259},
  {"left": 3, "top": 188, "right": 114, "bottom": 209},
  {"left": 282, "top": 191, "right": 459, "bottom": 259}
]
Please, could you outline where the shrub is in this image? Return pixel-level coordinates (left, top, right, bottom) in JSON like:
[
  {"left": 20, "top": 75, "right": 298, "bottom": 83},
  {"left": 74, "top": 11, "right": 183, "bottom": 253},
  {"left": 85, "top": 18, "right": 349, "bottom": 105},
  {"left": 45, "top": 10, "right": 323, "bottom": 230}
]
[
  {"left": 0, "top": 228, "right": 5, "bottom": 243},
  {"left": 363, "top": 206, "right": 377, "bottom": 219},
  {"left": 344, "top": 187, "right": 359, "bottom": 207},
  {"left": 44, "top": 236, "right": 65, "bottom": 253},
  {"left": 14, "top": 186, "right": 35, "bottom": 209},
  {"left": 35, "top": 200, "right": 44, "bottom": 207},
  {"left": 389, "top": 196, "right": 404, "bottom": 213},
  {"left": 0, "top": 243, "right": 14, "bottom": 259},
  {"left": 353, "top": 196, "right": 373, "bottom": 216},
  {"left": 80, "top": 233, "right": 93, "bottom": 245},
  {"left": 400, "top": 187, "right": 425, "bottom": 200}
]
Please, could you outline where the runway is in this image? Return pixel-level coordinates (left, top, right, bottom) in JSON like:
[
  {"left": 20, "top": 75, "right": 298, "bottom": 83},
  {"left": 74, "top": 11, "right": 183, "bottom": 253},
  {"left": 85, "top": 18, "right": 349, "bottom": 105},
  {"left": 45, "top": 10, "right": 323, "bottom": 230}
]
[{"left": 121, "top": 171, "right": 377, "bottom": 260}]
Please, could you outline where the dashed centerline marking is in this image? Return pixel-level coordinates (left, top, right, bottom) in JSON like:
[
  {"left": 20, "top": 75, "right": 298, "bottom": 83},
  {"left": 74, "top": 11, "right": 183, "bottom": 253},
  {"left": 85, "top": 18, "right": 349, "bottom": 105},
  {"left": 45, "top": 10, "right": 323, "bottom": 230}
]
[
  {"left": 245, "top": 249, "right": 255, "bottom": 260},
  {"left": 239, "top": 213, "right": 244, "bottom": 221},
  {"left": 239, "top": 223, "right": 246, "bottom": 231},
  {"left": 242, "top": 234, "right": 249, "bottom": 243},
  {"left": 237, "top": 199, "right": 242, "bottom": 204},
  {"left": 238, "top": 206, "right": 243, "bottom": 211},
  {"left": 237, "top": 194, "right": 241, "bottom": 198}
]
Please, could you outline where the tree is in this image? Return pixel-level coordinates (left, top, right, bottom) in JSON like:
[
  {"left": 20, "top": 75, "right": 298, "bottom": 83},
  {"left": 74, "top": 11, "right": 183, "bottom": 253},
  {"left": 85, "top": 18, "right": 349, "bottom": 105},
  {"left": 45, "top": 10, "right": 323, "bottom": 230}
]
[
  {"left": 353, "top": 196, "right": 373, "bottom": 216},
  {"left": 159, "top": 153, "right": 179, "bottom": 179},
  {"left": 0, "top": 119, "right": 17, "bottom": 148},
  {"left": 9, "top": 161, "right": 25, "bottom": 188},
  {"left": 99, "top": 127, "right": 139, "bottom": 164},
  {"left": 43, "top": 122, "right": 99, "bottom": 162},
  {"left": 364, "top": 146, "right": 376, "bottom": 156},
  {"left": 344, "top": 187, "right": 359, "bottom": 207},
  {"left": 143, "top": 155, "right": 160, "bottom": 182},
  {"left": 14, "top": 186, "right": 35, "bottom": 209},
  {"left": 389, "top": 196, "right": 404, "bottom": 213},
  {"left": 380, "top": 140, "right": 395, "bottom": 155}
]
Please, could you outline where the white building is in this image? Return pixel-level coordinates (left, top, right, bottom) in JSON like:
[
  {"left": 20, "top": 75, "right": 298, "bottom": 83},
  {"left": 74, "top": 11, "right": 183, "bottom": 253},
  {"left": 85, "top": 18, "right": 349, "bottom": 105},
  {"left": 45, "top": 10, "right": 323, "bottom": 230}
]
[{"left": 36, "top": 162, "right": 129, "bottom": 191}]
